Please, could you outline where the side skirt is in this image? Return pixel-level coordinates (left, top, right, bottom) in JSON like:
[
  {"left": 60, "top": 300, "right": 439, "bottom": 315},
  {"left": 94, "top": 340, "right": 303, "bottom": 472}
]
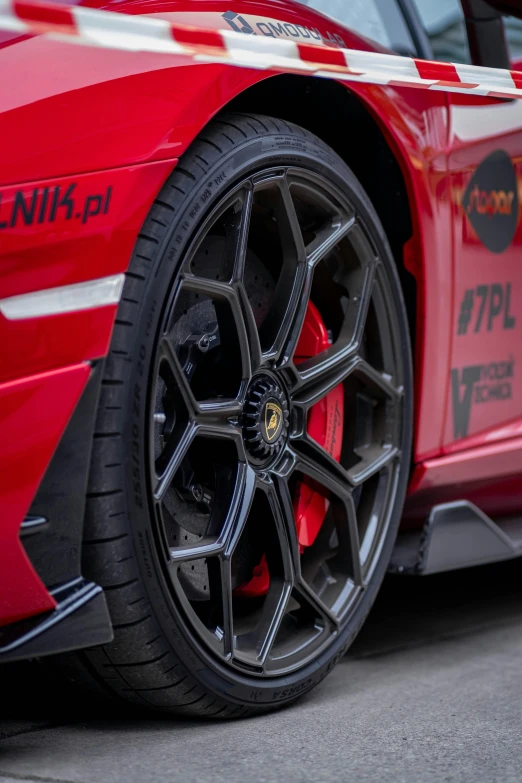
[
  {"left": 390, "top": 500, "right": 522, "bottom": 575},
  {"left": 0, "top": 579, "right": 113, "bottom": 663}
]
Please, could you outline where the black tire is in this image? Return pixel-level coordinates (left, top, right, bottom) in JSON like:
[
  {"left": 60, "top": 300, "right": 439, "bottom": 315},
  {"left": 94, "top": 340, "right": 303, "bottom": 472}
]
[{"left": 67, "top": 113, "right": 413, "bottom": 717}]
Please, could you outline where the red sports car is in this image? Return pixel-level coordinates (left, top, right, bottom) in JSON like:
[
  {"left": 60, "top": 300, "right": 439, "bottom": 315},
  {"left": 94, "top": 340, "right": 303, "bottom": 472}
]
[{"left": 1, "top": 0, "right": 521, "bottom": 716}]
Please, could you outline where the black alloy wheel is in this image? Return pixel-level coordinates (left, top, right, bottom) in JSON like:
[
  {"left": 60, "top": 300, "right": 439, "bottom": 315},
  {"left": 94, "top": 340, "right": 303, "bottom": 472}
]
[{"left": 70, "top": 113, "right": 413, "bottom": 716}]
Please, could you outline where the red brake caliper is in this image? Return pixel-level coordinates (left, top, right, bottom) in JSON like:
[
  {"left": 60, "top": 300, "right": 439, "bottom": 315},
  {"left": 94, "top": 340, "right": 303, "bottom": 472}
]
[
  {"left": 293, "top": 301, "right": 345, "bottom": 549},
  {"left": 234, "top": 302, "right": 344, "bottom": 598}
]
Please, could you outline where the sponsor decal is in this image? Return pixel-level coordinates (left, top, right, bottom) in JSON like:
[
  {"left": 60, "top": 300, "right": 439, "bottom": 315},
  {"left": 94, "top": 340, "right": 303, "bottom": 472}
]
[
  {"left": 457, "top": 283, "right": 516, "bottom": 335},
  {"left": 462, "top": 150, "right": 519, "bottom": 253},
  {"left": 222, "top": 11, "right": 255, "bottom": 35},
  {"left": 222, "top": 11, "right": 346, "bottom": 47},
  {"left": 451, "top": 356, "right": 514, "bottom": 439},
  {"left": 0, "top": 183, "right": 112, "bottom": 229}
]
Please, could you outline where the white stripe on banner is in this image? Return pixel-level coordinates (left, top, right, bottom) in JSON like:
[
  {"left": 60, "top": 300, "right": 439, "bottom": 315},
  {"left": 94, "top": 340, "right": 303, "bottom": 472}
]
[
  {"left": 72, "top": 7, "right": 185, "bottom": 54},
  {"left": 0, "top": 0, "right": 28, "bottom": 32},
  {"left": 221, "top": 28, "right": 304, "bottom": 71},
  {"left": 454, "top": 63, "right": 518, "bottom": 94},
  {"left": 344, "top": 50, "right": 424, "bottom": 82}
]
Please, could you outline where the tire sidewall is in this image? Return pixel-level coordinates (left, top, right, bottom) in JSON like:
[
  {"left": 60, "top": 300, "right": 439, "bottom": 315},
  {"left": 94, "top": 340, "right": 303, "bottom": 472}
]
[{"left": 123, "top": 124, "right": 413, "bottom": 709}]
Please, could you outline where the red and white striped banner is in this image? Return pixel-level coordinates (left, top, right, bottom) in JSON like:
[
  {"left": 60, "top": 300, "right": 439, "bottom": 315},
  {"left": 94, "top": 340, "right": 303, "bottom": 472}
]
[{"left": 1, "top": 0, "right": 522, "bottom": 100}]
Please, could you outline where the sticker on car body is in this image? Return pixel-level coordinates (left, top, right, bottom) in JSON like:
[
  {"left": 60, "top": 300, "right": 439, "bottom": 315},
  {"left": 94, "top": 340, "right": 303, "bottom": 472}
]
[
  {"left": 462, "top": 150, "right": 519, "bottom": 254},
  {"left": 221, "top": 10, "right": 346, "bottom": 47},
  {"left": 456, "top": 283, "right": 516, "bottom": 335},
  {"left": 0, "top": 183, "right": 112, "bottom": 229},
  {"left": 451, "top": 356, "right": 515, "bottom": 439}
]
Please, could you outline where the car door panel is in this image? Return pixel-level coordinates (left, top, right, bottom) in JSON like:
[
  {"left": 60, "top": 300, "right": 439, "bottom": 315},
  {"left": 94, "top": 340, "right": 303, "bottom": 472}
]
[{"left": 445, "top": 96, "right": 522, "bottom": 450}]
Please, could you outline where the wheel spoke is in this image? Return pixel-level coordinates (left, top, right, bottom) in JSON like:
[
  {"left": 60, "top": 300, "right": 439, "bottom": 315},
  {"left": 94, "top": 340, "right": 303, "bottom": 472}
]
[
  {"left": 354, "top": 358, "right": 403, "bottom": 402},
  {"left": 293, "top": 350, "right": 403, "bottom": 415},
  {"left": 167, "top": 537, "right": 223, "bottom": 564},
  {"left": 342, "top": 491, "right": 363, "bottom": 587},
  {"left": 195, "top": 400, "right": 244, "bottom": 451},
  {"left": 351, "top": 257, "right": 377, "bottom": 351},
  {"left": 230, "top": 475, "right": 297, "bottom": 668},
  {"left": 234, "top": 580, "right": 292, "bottom": 669},
  {"left": 254, "top": 582, "right": 293, "bottom": 666},
  {"left": 181, "top": 274, "right": 236, "bottom": 300},
  {"left": 220, "top": 557, "right": 234, "bottom": 657},
  {"left": 291, "top": 345, "right": 358, "bottom": 410},
  {"left": 349, "top": 444, "right": 399, "bottom": 486},
  {"left": 234, "top": 280, "right": 262, "bottom": 376},
  {"left": 273, "top": 260, "right": 315, "bottom": 367},
  {"left": 231, "top": 186, "right": 254, "bottom": 284},
  {"left": 230, "top": 186, "right": 262, "bottom": 374},
  {"left": 263, "top": 475, "right": 301, "bottom": 581},
  {"left": 258, "top": 176, "right": 308, "bottom": 363},
  {"left": 155, "top": 422, "right": 197, "bottom": 502},
  {"left": 279, "top": 176, "right": 307, "bottom": 266},
  {"left": 197, "top": 399, "right": 243, "bottom": 423},
  {"left": 294, "top": 577, "right": 340, "bottom": 630},
  {"left": 223, "top": 464, "right": 258, "bottom": 557},
  {"left": 295, "top": 489, "right": 362, "bottom": 624},
  {"left": 222, "top": 195, "right": 265, "bottom": 375},
  {"left": 290, "top": 438, "right": 355, "bottom": 496},
  {"left": 307, "top": 214, "right": 356, "bottom": 267},
  {"left": 159, "top": 335, "right": 200, "bottom": 419}
]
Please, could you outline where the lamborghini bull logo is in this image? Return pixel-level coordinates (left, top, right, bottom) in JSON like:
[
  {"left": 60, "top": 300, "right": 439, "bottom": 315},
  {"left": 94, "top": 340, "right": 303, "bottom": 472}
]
[{"left": 264, "top": 402, "right": 283, "bottom": 442}]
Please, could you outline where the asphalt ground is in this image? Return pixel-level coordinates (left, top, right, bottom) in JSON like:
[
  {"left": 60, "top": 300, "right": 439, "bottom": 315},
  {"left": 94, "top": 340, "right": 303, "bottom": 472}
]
[{"left": 1, "top": 559, "right": 522, "bottom": 783}]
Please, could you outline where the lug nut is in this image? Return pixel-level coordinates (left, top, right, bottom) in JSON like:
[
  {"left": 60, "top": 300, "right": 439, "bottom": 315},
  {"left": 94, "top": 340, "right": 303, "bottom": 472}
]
[
  {"left": 191, "top": 484, "right": 204, "bottom": 503},
  {"left": 198, "top": 335, "right": 210, "bottom": 352}
]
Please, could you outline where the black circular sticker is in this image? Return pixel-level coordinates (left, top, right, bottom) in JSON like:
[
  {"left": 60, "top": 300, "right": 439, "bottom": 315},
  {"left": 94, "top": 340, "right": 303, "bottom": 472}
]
[{"left": 462, "top": 149, "right": 519, "bottom": 254}]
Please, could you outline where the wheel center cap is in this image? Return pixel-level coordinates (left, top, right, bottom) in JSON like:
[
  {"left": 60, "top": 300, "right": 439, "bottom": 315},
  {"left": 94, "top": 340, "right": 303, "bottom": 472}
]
[{"left": 243, "top": 375, "right": 289, "bottom": 465}]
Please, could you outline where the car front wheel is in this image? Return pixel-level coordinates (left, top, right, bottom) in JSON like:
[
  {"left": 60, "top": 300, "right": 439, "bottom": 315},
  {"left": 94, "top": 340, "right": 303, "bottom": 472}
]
[{"left": 71, "top": 112, "right": 413, "bottom": 717}]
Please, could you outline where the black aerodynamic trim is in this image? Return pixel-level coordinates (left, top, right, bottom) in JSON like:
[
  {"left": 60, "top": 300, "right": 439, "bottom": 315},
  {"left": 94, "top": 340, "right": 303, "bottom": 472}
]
[
  {"left": 390, "top": 501, "right": 522, "bottom": 575},
  {"left": 2, "top": 359, "right": 116, "bottom": 661},
  {"left": 20, "top": 515, "right": 49, "bottom": 537},
  {"left": 24, "top": 360, "right": 104, "bottom": 589},
  {"left": 0, "top": 578, "right": 113, "bottom": 663}
]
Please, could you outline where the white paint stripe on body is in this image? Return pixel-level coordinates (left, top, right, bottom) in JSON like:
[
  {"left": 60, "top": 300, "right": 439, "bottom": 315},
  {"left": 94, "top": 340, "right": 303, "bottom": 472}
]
[{"left": 0, "top": 274, "right": 125, "bottom": 319}]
